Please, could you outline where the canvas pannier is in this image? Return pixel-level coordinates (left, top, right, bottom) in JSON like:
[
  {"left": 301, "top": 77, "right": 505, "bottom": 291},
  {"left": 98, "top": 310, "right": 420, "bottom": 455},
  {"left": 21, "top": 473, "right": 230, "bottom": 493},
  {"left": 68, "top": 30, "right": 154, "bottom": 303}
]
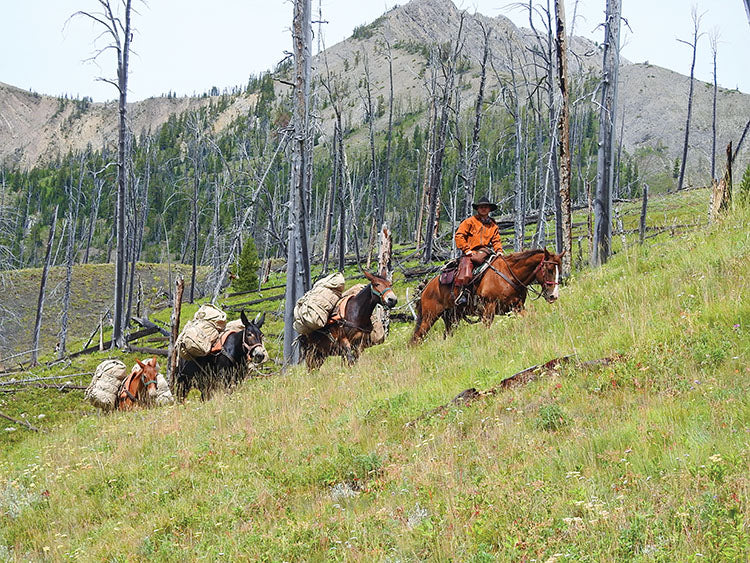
[
  {"left": 194, "top": 303, "right": 227, "bottom": 331},
  {"left": 176, "top": 304, "right": 228, "bottom": 360},
  {"left": 85, "top": 359, "right": 128, "bottom": 411},
  {"left": 155, "top": 373, "right": 175, "bottom": 406},
  {"left": 293, "top": 272, "right": 346, "bottom": 335}
]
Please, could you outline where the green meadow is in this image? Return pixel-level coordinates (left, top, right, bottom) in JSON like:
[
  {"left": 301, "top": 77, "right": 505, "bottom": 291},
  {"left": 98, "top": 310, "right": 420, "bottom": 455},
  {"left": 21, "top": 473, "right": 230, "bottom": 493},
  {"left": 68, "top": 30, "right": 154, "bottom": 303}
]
[{"left": 1, "top": 190, "right": 748, "bottom": 561}]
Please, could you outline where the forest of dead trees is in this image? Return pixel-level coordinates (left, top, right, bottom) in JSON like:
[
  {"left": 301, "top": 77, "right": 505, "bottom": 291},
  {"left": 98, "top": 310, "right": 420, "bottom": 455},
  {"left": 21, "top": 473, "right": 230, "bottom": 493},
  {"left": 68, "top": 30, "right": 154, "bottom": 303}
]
[{"left": 1, "top": 0, "right": 747, "bottom": 363}]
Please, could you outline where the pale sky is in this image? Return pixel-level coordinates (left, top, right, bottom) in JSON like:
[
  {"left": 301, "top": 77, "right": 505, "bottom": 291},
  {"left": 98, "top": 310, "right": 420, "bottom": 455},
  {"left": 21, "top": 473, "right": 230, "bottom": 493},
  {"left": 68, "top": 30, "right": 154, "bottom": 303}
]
[{"left": 1, "top": 0, "right": 748, "bottom": 103}]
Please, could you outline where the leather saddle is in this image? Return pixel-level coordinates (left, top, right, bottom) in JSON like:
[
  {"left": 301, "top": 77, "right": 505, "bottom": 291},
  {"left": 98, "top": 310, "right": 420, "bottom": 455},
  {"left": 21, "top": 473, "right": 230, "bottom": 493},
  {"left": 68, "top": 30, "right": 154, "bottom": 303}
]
[{"left": 439, "top": 248, "right": 494, "bottom": 287}]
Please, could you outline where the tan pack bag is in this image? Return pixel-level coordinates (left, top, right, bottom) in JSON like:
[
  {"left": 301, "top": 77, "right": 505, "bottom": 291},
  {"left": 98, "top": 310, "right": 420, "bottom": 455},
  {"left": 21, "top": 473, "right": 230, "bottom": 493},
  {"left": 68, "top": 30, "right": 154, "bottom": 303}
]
[
  {"left": 194, "top": 303, "right": 227, "bottom": 331},
  {"left": 176, "top": 304, "right": 228, "bottom": 359},
  {"left": 176, "top": 319, "right": 220, "bottom": 359},
  {"left": 293, "top": 272, "right": 346, "bottom": 335},
  {"left": 155, "top": 373, "right": 175, "bottom": 406},
  {"left": 85, "top": 359, "right": 128, "bottom": 411}
]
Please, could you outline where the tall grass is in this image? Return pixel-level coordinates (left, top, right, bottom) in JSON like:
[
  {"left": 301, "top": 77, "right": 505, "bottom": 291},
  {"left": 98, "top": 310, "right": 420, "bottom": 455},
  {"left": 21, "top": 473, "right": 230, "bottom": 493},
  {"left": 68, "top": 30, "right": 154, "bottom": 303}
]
[{"left": 1, "top": 201, "right": 748, "bottom": 561}]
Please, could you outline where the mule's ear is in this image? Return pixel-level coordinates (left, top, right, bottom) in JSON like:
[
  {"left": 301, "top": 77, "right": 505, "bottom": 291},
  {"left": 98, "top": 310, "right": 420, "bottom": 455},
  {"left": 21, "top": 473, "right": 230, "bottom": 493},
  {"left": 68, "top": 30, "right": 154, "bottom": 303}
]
[
  {"left": 544, "top": 248, "right": 551, "bottom": 259},
  {"left": 151, "top": 356, "right": 158, "bottom": 367},
  {"left": 379, "top": 266, "right": 389, "bottom": 279},
  {"left": 240, "top": 310, "right": 250, "bottom": 327},
  {"left": 253, "top": 312, "right": 265, "bottom": 329},
  {"left": 559, "top": 250, "right": 566, "bottom": 259},
  {"left": 135, "top": 359, "right": 146, "bottom": 369},
  {"left": 362, "top": 270, "right": 375, "bottom": 282}
]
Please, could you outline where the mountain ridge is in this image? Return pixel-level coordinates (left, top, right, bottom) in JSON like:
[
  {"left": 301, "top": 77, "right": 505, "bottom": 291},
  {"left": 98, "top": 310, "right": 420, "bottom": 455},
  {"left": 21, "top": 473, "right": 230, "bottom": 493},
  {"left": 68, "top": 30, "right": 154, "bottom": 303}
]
[{"left": 1, "top": 0, "right": 748, "bottom": 181}]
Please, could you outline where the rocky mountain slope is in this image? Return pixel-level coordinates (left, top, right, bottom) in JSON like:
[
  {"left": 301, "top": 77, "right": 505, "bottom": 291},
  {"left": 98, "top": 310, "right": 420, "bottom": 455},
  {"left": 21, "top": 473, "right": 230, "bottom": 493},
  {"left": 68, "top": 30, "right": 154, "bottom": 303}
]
[{"left": 1, "top": 0, "right": 748, "bottom": 180}]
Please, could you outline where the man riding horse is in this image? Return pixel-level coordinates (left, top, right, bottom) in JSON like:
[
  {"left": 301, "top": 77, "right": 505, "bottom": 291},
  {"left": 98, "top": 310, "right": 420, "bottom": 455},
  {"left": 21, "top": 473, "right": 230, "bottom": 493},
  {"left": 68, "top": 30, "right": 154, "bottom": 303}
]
[{"left": 453, "top": 196, "right": 504, "bottom": 305}]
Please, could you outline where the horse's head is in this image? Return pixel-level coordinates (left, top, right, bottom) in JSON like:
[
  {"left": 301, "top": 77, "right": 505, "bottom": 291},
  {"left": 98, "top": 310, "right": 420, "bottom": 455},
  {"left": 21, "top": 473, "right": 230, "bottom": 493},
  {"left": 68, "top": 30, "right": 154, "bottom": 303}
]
[
  {"left": 363, "top": 268, "right": 398, "bottom": 309},
  {"left": 534, "top": 249, "right": 564, "bottom": 303},
  {"left": 134, "top": 357, "right": 159, "bottom": 400},
  {"left": 240, "top": 311, "right": 269, "bottom": 364}
]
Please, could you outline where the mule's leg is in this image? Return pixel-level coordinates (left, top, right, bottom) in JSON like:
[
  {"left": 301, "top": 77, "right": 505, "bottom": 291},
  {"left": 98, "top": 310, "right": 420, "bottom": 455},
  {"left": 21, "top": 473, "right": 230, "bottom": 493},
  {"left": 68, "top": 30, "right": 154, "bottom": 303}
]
[
  {"left": 173, "top": 378, "right": 188, "bottom": 403},
  {"left": 305, "top": 345, "right": 326, "bottom": 371},
  {"left": 338, "top": 337, "right": 358, "bottom": 367}
]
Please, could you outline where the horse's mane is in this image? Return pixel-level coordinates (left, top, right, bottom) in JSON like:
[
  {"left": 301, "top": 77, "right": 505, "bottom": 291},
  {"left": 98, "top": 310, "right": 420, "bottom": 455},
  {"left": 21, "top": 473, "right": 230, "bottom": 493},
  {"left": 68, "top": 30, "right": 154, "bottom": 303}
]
[{"left": 502, "top": 248, "right": 546, "bottom": 263}]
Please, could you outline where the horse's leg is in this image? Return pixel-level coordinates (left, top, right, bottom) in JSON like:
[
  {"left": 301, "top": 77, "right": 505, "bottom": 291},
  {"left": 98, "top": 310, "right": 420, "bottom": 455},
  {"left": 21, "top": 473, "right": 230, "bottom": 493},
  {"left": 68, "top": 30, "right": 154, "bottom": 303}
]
[
  {"left": 482, "top": 300, "right": 497, "bottom": 327},
  {"left": 442, "top": 310, "right": 456, "bottom": 338},
  {"left": 410, "top": 279, "right": 450, "bottom": 345}
]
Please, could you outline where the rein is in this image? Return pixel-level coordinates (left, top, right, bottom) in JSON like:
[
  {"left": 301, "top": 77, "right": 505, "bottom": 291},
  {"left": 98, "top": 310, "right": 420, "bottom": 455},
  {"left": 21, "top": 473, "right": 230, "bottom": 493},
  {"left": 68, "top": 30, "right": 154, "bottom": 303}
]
[{"left": 492, "top": 253, "right": 556, "bottom": 299}]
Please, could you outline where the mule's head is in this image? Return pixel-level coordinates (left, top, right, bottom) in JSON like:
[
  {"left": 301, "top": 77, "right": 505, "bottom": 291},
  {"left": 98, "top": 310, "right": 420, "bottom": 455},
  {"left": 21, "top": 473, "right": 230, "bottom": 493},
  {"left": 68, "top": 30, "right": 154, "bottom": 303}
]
[
  {"left": 240, "top": 311, "right": 269, "bottom": 364},
  {"left": 135, "top": 357, "right": 159, "bottom": 400},
  {"left": 363, "top": 268, "right": 398, "bottom": 309},
  {"left": 535, "top": 249, "right": 564, "bottom": 303}
]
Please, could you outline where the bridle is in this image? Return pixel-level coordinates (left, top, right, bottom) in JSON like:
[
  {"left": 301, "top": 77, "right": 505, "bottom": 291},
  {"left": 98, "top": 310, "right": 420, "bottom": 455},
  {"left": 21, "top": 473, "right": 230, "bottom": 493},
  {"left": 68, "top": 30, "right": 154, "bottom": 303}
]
[
  {"left": 490, "top": 253, "right": 559, "bottom": 300},
  {"left": 242, "top": 329, "right": 265, "bottom": 363},
  {"left": 120, "top": 366, "right": 157, "bottom": 403},
  {"left": 370, "top": 283, "right": 397, "bottom": 309}
]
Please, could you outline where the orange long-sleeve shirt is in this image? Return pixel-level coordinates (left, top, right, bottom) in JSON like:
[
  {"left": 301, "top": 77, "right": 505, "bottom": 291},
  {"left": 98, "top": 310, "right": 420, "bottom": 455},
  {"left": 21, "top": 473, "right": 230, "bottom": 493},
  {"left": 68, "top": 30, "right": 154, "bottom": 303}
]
[{"left": 454, "top": 215, "right": 504, "bottom": 254}]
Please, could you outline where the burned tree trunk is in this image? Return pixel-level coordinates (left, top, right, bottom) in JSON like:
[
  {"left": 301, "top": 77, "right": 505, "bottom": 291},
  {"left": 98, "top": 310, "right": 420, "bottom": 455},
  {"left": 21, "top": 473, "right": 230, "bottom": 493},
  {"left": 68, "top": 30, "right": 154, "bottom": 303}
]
[
  {"left": 31, "top": 206, "right": 58, "bottom": 366},
  {"left": 72, "top": 0, "right": 136, "bottom": 348},
  {"left": 677, "top": 8, "right": 703, "bottom": 191},
  {"left": 464, "top": 22, "right": 490, "bottom": 218},
  {"left": 592, "top": 0, "right": 621, "bottom": 266},
  {"left": 283, "top": 0, "right": 313, "bottom": 365},
  {"left": 555, "top": 0, "right": 573, "bottom": 276}
]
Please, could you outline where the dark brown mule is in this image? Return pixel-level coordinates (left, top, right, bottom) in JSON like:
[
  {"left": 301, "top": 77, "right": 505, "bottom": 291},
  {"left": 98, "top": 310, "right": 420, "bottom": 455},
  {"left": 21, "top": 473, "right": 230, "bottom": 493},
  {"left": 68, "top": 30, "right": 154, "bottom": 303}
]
[
  {"left": 411, "top": 249, "right": 564, "bottom": 344},
  {"left": 300, "top": 269, "right": 397, "bottom": 370},
  {"left": 117, "top": 357, "right": 159, "bottom": 410}
]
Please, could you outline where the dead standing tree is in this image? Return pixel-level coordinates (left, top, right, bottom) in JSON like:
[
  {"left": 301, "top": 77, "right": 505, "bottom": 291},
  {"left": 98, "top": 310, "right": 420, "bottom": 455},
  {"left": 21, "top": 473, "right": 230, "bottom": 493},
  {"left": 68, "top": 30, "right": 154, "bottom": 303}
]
[
  {"left": 71, "top": 0, "right": 135, "bottom": 348},
  {"left": 591, "top": 0, "right": 621, "bottom": 267},
  {"left": 709, "top": 28, "right": 719, "bottom": 180},
  {"left": 283, "top": 0, "right": 313, "bottom": 365},
  {"left": 676, "top": 7, "right": 704, "bottom": 191},
  {"left": 423, "top": 14, "right": 465, "bottom": 263},
  {"left": 494, "top": 29, "right": 526, "bottom": 252},
  {"left": 463, "top": 20, "right": 491, "bottom": 219},
  {"left": 555, "top": 0, "right": 573, "bottom": 276},
  {"left": 31, "top": 207, "right": 58, "bottom": 366}
]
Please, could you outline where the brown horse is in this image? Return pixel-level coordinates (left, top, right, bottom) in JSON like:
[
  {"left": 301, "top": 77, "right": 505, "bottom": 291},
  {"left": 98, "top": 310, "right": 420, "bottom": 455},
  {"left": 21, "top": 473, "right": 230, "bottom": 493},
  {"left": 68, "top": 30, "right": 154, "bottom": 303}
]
[
  {"left": 300, "top": 269, "right": 397, "bottom": 370},
  {"left": 117, "top": 357, "right": 159, "bottom": 410},
  {"left": 411, "top": 248, "right": 564, "bottom": 344}
]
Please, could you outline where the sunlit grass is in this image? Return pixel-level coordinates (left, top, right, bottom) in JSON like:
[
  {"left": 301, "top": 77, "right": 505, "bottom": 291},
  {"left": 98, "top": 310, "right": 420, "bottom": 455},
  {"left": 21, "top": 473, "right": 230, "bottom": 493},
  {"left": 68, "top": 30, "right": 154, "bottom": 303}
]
[{"left": 1, "top": 193, "right": 748, "bottom": 560}]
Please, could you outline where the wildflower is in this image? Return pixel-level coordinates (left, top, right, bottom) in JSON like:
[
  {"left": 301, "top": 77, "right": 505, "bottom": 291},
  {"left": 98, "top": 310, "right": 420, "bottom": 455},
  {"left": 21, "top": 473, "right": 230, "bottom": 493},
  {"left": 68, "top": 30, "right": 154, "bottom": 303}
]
[{"left": 708, "top": 454, "right": 722, "bottom": 463}]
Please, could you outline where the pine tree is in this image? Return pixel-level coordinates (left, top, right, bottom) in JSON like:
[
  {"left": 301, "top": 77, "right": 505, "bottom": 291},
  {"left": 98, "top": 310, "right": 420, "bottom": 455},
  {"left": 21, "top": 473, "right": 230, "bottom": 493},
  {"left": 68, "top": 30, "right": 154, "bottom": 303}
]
[{"left": 232, "top": 237, "right": 260, "bottom": 292}]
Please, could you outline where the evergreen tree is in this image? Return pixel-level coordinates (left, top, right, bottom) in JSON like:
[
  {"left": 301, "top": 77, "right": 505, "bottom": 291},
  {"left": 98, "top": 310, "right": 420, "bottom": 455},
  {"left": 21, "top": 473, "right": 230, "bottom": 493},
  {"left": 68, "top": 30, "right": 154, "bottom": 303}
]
[{"left": 232, "top": 237, "right": 260, "bottom": 292}]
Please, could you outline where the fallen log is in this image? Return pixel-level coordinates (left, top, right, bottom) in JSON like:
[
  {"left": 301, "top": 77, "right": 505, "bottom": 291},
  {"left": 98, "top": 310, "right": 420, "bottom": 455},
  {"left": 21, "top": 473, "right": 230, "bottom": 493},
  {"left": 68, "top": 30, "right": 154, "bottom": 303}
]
[
  {"left": 0, "top": 383, "right": 87, "bottom": 393},
  {"left": 0, "top": 410, "right": 43, "bottom": 432},
  {"left": 132, "top": 317, "right": 171, "bottom": 337},
  {"left": 126, "top": 345, "right": 169, "bottom": 357},
  {"left": 405, "top": 355, "right": 621, "bottom": 427},
  {"left": 0, "top": 373, "right": 92, "bottom": 387},
  {"left": 223, "top": 292, "right": 285, "bottom": 311},
  {"left": 225, "top": 282, "right": 287, "bottom": 298}
]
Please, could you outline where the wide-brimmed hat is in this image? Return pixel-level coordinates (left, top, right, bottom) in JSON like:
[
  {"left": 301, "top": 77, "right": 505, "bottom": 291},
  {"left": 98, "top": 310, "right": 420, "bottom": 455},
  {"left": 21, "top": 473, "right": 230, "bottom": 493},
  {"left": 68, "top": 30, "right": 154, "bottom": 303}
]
[{"left": 472, "top": 196, "right": 497, "bottom": 212}]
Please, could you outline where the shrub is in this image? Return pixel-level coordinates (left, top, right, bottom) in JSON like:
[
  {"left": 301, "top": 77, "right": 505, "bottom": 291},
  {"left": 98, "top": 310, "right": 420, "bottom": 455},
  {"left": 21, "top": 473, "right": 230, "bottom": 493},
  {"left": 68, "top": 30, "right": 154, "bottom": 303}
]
[{"left": 232, "top": 237, "right": 259, "bottom": 292}]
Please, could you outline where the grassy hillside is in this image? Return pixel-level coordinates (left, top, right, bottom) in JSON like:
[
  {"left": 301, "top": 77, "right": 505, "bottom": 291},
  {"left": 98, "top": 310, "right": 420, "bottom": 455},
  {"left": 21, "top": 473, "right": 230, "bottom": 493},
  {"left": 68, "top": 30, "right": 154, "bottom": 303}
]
[
  {"left": 0, "top": 263, "right": 207, "bottom": 359},
  {"left": 1, "top": 195, "right": 748, "bottom": 560}
]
